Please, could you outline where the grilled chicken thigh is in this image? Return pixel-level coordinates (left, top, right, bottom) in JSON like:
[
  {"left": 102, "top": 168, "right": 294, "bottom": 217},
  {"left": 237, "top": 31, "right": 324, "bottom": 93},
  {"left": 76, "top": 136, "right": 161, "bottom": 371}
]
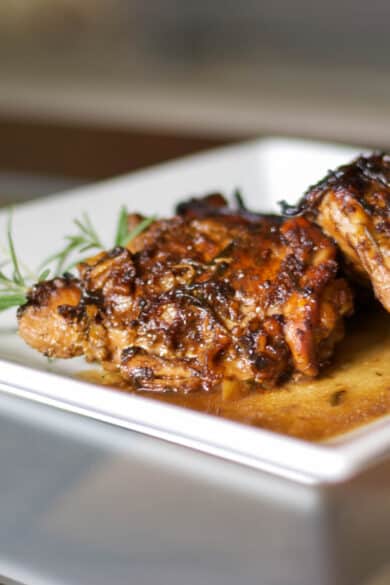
[
  {"left": 18, "top": 197, "right": 353, "bottom": 393},
  {"left": 285, "top": 153, "right": 390, "bottom": 311}
]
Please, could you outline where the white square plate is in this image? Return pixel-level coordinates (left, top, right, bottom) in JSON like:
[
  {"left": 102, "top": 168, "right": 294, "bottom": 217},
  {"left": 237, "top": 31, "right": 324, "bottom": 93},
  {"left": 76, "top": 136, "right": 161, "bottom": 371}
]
[{"left": 0, "top": 137, "right": 388, "bottom": 485}]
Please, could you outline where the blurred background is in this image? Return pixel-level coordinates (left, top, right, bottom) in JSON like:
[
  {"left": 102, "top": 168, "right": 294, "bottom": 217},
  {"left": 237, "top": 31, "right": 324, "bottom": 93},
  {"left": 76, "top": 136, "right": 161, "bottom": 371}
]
[{"left": 1, "top": 0, "right": 390, "bottom": 203}]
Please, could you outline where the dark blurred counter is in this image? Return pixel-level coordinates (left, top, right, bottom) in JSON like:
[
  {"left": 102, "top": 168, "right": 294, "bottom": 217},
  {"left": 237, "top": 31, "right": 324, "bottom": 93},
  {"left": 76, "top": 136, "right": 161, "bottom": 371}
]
[{"left": 0, "top": 117, "right": 231, "bottom": 183}]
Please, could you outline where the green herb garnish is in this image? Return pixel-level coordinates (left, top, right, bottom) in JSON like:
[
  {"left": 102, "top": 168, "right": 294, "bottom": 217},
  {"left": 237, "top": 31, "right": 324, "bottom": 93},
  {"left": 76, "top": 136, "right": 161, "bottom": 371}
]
[
  {"left": 0, "top": 213, "right": 29, "bottom": 311},
  {"left": 114, "top": 206, "right": 156, "bottom": 247},
  {"left": 0, "top": 207, "right": 155, "bottom": 313},
  {"left": 234, "top": 189, "right": 247, "bottom": 210},
  {"left": 39, "top": 212, "right": 105, "bottom": 274}
]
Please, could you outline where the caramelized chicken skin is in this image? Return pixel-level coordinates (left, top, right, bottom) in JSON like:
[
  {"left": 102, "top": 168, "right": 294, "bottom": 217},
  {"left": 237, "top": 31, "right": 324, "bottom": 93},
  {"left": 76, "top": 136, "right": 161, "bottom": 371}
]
[
  {"left": 18, "top": 275, "right": 85, "bottom": 358},
  {"left": 285, "top": 153, "right": 390, "bottom": 311},
  {"left": 18, "top": 197, "right": 353, "bottom": 393}
]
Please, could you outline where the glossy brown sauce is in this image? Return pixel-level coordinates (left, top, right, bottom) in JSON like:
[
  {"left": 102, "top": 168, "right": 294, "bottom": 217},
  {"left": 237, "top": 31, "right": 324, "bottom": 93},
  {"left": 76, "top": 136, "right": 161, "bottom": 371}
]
[{"left": 79, "top": 307, "right": 390, "bottom": 442}]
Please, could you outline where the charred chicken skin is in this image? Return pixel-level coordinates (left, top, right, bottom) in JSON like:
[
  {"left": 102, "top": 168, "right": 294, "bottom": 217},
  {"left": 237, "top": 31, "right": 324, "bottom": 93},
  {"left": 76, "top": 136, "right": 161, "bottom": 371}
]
[
  {"left": 18, "top": 197, "right": 353, "bottom": 393},
  {"left": 285, "top": 153, "right": 390, "bottom": 311}
]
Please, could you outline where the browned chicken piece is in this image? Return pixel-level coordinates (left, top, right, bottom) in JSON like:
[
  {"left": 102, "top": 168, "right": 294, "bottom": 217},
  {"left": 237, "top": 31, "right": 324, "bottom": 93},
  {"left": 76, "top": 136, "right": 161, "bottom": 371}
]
[
  {"left": 284, "top": 153, "right": 390, "bottom": 311},
  {"left": 18, "top": 199, "right": 353, "bottom": 393},
  {"left": 176, "top": 192, "right": 228, "bottom": 217},
  {"left": 18, "top": 275, "right": 85, "bottom": 359},
  {"left": 175, "top": 192, "right": 279, "bottom": 225}
]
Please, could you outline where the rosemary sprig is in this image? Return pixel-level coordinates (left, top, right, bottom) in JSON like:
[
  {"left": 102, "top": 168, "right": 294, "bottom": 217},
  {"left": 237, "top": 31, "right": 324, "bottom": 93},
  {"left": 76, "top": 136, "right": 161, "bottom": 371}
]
[
  {"left": 0, "top": 207, "right": 155, "bottom": 313},
  {"left": 75, "top": 212, "right": 104, "bottom": 250},
  {"left": 7, "top": 213, "right": 25, "bottom": 286},
  {"left": 117, "top": 211, "right": 156, "bottom": 247},
  {"left": 0, "top": 213, "right": 29, "bottom": 311},
  {"left": 39, "top": 212, "right": 105, "bottom": 274},
  {"left": 0, "top": 293, "right": 27, "bottom": 312},
  {"left": 114, "top": 205, "right": 129, "bottom": 247},
  {"left": 234, "top": 189, "right": 247, "bottom": 210},
  {"left": 43, "top": 209, "right": 155, "bottom": 273}
]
